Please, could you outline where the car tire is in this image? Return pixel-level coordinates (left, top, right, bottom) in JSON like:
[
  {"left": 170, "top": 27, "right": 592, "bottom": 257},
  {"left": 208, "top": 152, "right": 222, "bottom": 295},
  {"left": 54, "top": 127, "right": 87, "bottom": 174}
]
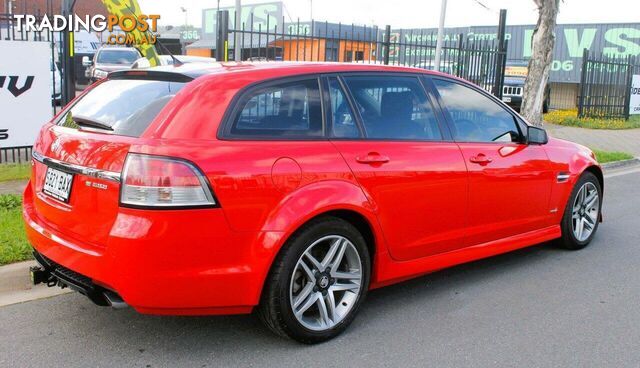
[
  {"left": 258, "top": 216, "right": 371, "bottom": 344},
  {"left": 557, "top": 171, "right": 601, "bottom": 250}
]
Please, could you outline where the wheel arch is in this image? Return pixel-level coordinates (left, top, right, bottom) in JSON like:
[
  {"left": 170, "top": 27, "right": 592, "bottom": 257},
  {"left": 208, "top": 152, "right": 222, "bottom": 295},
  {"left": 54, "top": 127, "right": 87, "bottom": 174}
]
[
  {"left": 316, "top": 209, "right": 377, "bottom": 264},
  {"left": 256, "top": 206, "right": 383, "bottom": 305},
  {"left": 584, "top": 165, "right": 604, "bottom": 194}
]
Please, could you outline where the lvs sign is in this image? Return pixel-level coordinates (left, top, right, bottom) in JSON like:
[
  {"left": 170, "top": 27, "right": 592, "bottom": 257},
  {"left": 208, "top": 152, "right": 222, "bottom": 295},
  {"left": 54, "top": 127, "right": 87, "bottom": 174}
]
[
  {"left": 0, "top": 76, "right": 35, "bottom": 97},
  {"left": 0, "top": 41, "right": 51, "bottom": 147}
]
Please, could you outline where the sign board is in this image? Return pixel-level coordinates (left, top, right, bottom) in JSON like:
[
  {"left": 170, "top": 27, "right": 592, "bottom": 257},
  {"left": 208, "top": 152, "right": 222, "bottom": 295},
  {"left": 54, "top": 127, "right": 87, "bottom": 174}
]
[
  {"left": 181, "top": 29, "right": 200, "bottom": 41},
  {"left": 202, "top": 2, "right": 283, "bottom": 39},
  {"left": 504, "top": 65, "right": 528, "bottom": 78},
  {"left": 630, "top": 75, "right": 640, "bottom": 115},
  {"left": 74, "top": 31, "right": 101, "bottom": 54},
  {"left": 394, "top": 23, "right": 640, "bottom": 83},
  {"left": 0, "top": 41, "right": 52, "bottom": 147}
]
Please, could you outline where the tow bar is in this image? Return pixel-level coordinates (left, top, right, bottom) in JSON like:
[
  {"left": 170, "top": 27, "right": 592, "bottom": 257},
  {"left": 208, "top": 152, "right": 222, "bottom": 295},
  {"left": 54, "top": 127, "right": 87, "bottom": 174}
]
[
  {"left": 30, "top": 252, "right": 128, "bottom": 309},
  {"left": 30, "top": 265, "right": 55, "bottom": 286}
]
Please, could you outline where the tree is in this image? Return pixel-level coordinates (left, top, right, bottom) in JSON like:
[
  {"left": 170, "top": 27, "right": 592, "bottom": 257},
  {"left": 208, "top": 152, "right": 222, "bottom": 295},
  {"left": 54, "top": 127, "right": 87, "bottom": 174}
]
[{"left": 521, "top": 0, "right": 560, "bottom": 126}]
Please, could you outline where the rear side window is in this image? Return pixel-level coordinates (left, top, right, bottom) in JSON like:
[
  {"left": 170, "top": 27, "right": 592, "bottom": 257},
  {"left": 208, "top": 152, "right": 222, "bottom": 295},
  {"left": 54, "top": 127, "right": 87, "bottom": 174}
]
[
  {"left": 229, "top": 79, "right": 323, "bottom": 138},
  {"left": 343, "top": 75, "right": 442, "bottom": 141},
  {"left": 57, "top": 79, "right": 185, "bottom": 137}
]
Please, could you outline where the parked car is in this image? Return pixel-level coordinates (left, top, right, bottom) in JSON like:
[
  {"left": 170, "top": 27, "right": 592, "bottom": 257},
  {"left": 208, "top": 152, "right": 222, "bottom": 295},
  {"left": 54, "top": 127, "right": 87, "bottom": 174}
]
[
  {"left": 502, "top": 60, "right": 551, "bottom": 112},
  {"left": 50, "top": 59, "right": 61, "bottom": 105},
  {"left": 246, "top": 56, "right": 269, "bottom": 62},
  {"left": 130, "top": 55, "right": 217, "bottom": 69},
  {"left": 82, "top": 46, "right": 141, "bottom": 83},
  {"left": 25, "top": 62, "right": 603, "bottom": 344}
]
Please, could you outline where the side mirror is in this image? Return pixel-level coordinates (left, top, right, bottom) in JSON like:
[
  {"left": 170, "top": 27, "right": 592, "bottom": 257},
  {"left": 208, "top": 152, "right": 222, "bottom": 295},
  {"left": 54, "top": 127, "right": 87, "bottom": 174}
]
[
  {"left": 527, "top": 126, "right": 548, "bottom": 145},
  {"left": 82, "top": 56, "right": 92, "bottom": 67}
]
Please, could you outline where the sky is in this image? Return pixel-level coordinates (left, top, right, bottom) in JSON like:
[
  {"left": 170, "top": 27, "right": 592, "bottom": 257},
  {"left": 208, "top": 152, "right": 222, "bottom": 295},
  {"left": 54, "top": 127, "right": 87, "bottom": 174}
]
[{"left": 138, "top": 0, "right": 640, "bottom": 29}]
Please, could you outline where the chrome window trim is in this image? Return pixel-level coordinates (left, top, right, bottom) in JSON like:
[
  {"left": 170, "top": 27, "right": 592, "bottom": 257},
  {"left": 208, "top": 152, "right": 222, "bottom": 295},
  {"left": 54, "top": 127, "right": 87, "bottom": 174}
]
[{"left": 32, "top": 151, "right": 121, "bottom": 183}]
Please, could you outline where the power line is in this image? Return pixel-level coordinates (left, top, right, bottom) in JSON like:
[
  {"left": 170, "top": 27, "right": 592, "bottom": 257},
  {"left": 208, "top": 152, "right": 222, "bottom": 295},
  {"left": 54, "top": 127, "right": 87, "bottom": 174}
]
[{"left": 472, "top": 0, "right": 492, "bottom": 12}]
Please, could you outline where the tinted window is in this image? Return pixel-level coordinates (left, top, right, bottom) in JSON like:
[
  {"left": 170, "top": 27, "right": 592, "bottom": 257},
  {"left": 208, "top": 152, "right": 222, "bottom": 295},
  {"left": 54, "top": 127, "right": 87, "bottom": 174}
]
[
  {"left": 328, "top": 77, "right": 359, "bottom": 138},
  {"left": 97, "top": 49, "right": 139, "bottom": 65},
  {"left": 57, "top": 79, "right": 185, "bottom": 137},
  {"left": 434, "top": 79, "right": 522, "bottom": 143},
  {"left": 231, "top": 79, "right": 323, "bottom": 138},
  {"left": 343, "top": 76, "right": 442, "bottom": 140}
]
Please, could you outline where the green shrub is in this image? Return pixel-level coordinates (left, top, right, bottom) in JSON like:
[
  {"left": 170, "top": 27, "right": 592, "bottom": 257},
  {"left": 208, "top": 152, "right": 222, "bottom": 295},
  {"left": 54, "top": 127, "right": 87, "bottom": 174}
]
[
  {"left": 0, "top": 195, "right": 31, "bottom": 265},
  {"left": 0, "top": 194, "right": 21, "bottom": 210},
  {"left": 544, "top": 109, "right": 640, "bottom": 129}
]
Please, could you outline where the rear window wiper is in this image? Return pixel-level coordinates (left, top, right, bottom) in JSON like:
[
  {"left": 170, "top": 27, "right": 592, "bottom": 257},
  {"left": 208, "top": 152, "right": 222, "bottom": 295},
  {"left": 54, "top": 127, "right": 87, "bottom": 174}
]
[{"left": 72, "top": 115, "right": 114, "bottom": 131}]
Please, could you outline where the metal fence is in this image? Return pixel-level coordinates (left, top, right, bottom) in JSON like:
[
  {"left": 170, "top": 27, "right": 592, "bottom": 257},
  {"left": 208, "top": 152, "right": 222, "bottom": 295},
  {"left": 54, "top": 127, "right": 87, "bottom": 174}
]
[
  {"left": 218, "top": 12, "right": 507, "bottom": 98},
  {"left": 0, "top": 146, "right": 32, "bottom": 164},
  {"left": 578, "top": 49, "right": 639, "bottom": 120},
  {"left": 0, "top": 12, "right": 58, "bottom": 163}
]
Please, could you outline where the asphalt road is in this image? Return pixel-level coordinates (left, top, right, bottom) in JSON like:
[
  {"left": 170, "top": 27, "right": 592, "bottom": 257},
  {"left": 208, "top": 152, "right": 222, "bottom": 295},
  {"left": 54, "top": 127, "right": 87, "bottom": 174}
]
[{"left": 2, "top": 169, "right": 640, "bottom": 368}]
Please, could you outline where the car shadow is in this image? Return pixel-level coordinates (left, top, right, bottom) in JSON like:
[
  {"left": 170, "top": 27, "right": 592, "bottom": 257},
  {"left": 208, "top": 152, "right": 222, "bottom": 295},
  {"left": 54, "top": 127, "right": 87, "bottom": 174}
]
[{"left": 49, "top": 239, "right": 572, "bottom": 358}]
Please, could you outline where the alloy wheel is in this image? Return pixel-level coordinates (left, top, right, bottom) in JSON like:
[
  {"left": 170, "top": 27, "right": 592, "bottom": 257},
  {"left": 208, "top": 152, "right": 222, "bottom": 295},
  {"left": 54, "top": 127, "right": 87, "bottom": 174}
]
[
  {"left": 571, "top": 182, "right": 599, "bottom": 242},
  {"left": 289, "top": 235, "right": 363, "bottom": 331}
]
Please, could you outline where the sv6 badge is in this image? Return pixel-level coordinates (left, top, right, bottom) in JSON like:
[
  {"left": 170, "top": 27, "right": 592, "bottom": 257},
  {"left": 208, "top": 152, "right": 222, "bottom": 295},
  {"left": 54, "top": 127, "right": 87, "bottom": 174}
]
[{"left": 85, "top": 180, "right": 108, "bottom": 190}]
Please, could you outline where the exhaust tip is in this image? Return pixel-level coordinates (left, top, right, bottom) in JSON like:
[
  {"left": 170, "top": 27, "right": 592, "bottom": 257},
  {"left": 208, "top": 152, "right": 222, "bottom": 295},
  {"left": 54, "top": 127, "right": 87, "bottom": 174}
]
[{"left": 103, "top": 290, "right": 128, "bottom": 309}]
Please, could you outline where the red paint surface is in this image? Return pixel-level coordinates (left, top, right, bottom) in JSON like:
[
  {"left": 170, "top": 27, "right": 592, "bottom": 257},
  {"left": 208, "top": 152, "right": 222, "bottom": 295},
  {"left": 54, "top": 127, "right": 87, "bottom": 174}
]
[{"left": 24, "top": 63, "right": 602, "bottom": 315}]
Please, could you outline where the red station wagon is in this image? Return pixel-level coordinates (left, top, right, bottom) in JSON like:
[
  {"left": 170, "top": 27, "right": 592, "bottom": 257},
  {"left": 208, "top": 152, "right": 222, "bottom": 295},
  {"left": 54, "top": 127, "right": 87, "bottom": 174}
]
[{"left": 24, "top": 62, "right": 603, "bottom": 343}]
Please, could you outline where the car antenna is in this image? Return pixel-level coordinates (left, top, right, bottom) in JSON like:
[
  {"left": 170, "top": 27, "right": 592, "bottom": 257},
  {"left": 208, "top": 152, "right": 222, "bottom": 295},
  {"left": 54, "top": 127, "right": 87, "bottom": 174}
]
[
  {"left": 122, "top": 4, "right": 184, "bottom": 67},
  {"left": 154, "top": 36, "right": 184, "bottom": 67}
]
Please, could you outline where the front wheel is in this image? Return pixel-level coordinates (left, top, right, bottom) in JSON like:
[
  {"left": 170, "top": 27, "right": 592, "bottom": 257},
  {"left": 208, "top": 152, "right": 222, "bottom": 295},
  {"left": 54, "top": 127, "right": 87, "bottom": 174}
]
[
  {"left": 258, "top": 217, "right": 371, "bottom": 344},
  {"left": 557, "top": 172, "right": 602, "bottom": 250}
]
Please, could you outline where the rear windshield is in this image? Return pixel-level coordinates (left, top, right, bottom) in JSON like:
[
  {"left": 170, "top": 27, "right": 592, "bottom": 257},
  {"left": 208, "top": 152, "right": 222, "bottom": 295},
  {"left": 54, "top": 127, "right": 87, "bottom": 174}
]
[
  {"left": 97, "top": 49, "right": 139, "bottom": 65},
  {"left": 57, "top": 79, "right": 185, "bottom": 137}
]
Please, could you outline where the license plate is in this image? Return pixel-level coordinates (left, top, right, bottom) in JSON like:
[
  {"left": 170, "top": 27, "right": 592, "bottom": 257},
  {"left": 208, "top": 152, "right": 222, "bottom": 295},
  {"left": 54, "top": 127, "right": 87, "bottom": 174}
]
[
  {"left": 43, "top": 167, "right": 74, "bottom": 203},
  {"left": 502, "top": 96, "right": 512, "bottom": 103}
]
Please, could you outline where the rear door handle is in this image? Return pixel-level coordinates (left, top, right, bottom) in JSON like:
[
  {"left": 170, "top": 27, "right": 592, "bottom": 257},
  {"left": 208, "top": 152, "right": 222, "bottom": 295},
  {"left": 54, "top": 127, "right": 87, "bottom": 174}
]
[
  {"left": 356, "top": 153, "right": 390, "bottom": 164},
  {"left": 469, "top": 154, "right": 493, "bottom": 165}
]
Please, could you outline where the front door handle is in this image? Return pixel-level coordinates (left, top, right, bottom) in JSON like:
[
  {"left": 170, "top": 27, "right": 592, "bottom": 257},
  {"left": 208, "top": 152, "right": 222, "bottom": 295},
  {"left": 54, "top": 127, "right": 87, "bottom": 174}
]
[
  {"left": 469, "top": 154, "right": 493, "bottom": 165},
  {"left": 356, "top": 152, "right": 390, "bottom": 164}
]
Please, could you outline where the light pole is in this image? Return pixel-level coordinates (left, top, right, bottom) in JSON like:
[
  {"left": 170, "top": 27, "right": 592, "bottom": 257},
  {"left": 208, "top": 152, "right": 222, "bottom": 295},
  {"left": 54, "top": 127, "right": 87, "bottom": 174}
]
[
  {"left": 180, "top": 7, "right": 187, "bottom": 29},
  {"left": 234, "top": 0, "right": 241, "bottom": 61},
  {"left": 434, "top": 0, "right": 447, "bottom": 71}
]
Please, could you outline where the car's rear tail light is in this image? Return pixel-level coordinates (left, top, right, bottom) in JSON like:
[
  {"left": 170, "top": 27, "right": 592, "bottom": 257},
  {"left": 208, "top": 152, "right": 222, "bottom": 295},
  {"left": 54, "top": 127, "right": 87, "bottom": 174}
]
[{"left": 120, "top": 153, "right": 217, "bottom": 208}]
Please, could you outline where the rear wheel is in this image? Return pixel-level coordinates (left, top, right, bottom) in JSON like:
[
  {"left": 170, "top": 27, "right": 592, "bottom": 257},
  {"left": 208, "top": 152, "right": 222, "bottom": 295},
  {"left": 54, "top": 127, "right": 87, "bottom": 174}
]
[
  {"left": 557, "top": 172, "right": 601, "bottom": 250},
  {"left": 258, "top": 217, "right": 370, "bottom": 344}
]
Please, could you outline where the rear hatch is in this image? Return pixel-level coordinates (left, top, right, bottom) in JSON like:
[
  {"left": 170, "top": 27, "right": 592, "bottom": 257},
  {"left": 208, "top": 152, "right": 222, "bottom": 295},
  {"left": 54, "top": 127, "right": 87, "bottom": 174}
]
[{"left": 30, "top": 73, "right": 189, "bottom": 248}]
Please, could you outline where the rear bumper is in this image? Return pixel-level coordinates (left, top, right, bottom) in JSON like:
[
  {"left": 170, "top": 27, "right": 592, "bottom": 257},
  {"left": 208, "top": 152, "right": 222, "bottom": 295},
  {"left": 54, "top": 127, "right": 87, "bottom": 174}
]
[{"left": 23, "top": 182, "right": 279, "bottom": 315}]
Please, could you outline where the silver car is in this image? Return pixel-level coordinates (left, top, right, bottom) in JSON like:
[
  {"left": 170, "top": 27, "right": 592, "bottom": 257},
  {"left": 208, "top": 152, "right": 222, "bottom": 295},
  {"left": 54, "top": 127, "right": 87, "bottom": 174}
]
[{"left": 82, "top": 47, "right": 141, "bottom": 83}]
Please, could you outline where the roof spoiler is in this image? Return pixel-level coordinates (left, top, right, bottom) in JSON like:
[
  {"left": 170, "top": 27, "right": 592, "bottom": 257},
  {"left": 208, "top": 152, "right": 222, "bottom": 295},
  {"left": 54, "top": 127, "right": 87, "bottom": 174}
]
[{"left": 108, "top": 70, "right": 193, "bottom": 83}]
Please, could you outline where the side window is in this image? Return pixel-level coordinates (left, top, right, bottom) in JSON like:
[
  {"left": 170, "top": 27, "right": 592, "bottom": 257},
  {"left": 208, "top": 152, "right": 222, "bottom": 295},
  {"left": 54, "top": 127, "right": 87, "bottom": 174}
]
[
  {"left": 433, "top": 79, "right": 522, "bottom": 143},
  {"left": 327, "top": 77, "right": 359, "bottom": 138},
  {"left": 342, "top": 75, "right": 442, "bottom": 141},
  {"left": 230, "top": 79, "right": 323, "bottom": 137}
]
